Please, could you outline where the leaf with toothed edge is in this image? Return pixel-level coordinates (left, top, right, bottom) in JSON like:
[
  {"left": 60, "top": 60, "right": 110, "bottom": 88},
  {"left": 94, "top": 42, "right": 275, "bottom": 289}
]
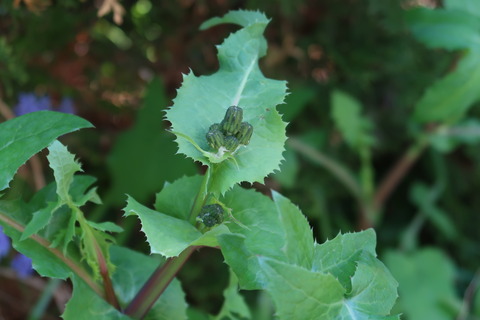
[{"left": 166, "top": 10, "right": 288, "bottom": 194}]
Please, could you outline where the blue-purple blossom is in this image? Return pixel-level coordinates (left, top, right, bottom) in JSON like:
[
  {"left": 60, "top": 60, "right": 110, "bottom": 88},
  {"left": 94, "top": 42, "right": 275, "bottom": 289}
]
[
  {"left": 11, "top": 254, "right": 33, "bottom": 279},
  {"left": 58, "top": 97, "right": 75, "bottom": 114},
  {"left": 14, "top": 93, "right": 52, "bottom": 116},
  {"left": 0, "top": 226, "right": 10, "bottom": 259},
  {"left": 13, "top": 93, "right": 76, "bottom": 116}
]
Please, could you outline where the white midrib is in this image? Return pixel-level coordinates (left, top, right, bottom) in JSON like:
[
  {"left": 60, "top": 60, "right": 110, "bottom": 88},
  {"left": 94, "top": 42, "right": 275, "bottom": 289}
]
[
  {"left": 231, "top": 56, "right": 257, "bottom": 106},
  {"left": 344, "top": 300, "right": 359, "bottom": 320}
]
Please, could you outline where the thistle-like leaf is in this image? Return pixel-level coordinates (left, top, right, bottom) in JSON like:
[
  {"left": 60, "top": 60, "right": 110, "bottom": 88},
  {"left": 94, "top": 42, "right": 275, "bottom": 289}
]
[{"left": 166, "top": 10, "right": 288, "bottom": 194}]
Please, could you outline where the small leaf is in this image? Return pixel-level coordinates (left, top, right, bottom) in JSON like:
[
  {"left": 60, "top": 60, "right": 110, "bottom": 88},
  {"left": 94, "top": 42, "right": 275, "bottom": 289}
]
[
  {"left": 47, "top": 140, "right": 83, "bottom": 204},
  {"left": 21, "top": 201, "right": 58, "bottom": 240},
  {"left": 0, "top": 111, "right": 92, "bottom": 191},
  {"left": 214, "top": 270, "right": 251, "bottom": 320},
  {"left": 124, "top": 196, "right": 228, "bottom": 257},
  {"left": 413, "top": 51, "right": 480, "bottom": 124},
  {"left": 331, "top": 90, "right": 374, "bottom": 150},
  {"left": 86, "top": 221, "right": 123, "bottom": 233},
  {"left": 0, "top": 199, "right": 72, "bottom": 279}
]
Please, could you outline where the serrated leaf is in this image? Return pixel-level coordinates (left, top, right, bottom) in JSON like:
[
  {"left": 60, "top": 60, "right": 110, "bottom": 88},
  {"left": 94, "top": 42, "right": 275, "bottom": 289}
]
[
  {"left": 260, "top": 258, "right": 346, "bottom": 319},
  {"left": 124, "top": 196, "right": 228, "bottom": 257},
  {"left": 413, "top": 51, "right": 480, "bottom": 124},
  {"left": 262, "top": 256, "right": 399, "bottom": 320},
  {"left": 406, "top": 7, "right": 480, "bottom": 50},
  {"left": 312, "top": 229, "right": 377, "bottom": 291},
  {"left": 166, "top": 10, "right": 288, "bottom": 194},
  {"left": 154, "top": 175, "right": 203, "bottom": 220},
  {"left": 21, "top": 201, "right": 58, "bottom": 240},
  {"left": 219, "top": 186, "right": 314, "bottom": 289},
  {"left": 47, "top": 140, "right": 83, "bottom": 203},
  {"left": 105, "top": 78, "right": 196, "bottom": 208},
  {"left": 331, "top": 90, "right": 374, "bottom": 150},
  {"left": 0, "top": 111, "right": 92, "bottom": 191},
  {"left": 385, "top": 248, "right": 461, "bottom": 320}
]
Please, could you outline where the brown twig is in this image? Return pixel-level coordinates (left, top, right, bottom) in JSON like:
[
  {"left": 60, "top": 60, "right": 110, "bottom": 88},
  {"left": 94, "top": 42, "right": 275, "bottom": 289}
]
[
  {"left": 373, "top": 139, "right": 428, "bottom": 211},
  {"left": 0, "top": 99, "right": 15, "bottom": 120}
]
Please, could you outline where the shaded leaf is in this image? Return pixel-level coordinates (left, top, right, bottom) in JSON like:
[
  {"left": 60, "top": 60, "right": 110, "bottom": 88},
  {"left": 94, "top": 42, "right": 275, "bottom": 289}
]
[
  {"left": 406, "top": 7, "right": 480, "bottom": 50},
  {"left": 413, "top": 51, "right": 480, "bottom": 123}
]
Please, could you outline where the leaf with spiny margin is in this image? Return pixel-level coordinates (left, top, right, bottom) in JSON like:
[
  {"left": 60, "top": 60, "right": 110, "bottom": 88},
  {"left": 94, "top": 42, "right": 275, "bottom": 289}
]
[
  {"left": 124, "top": 195, "right": 230, "bottom": 257},
  {"left": 218, "top": 186, "right": 314, "bottom": 289},
  {"left": 385, "top": 248, "right": 461, "bottom": 320},
  {"left": 312, "top": 229, "right": 376, "bottom": 291},
  {"left": 413, "top": 51, "right": 480, "bottom": 124},
  {"left": 406, "top": 7, "right": 480, "bottom": 51},
  {"left": 261, "top": 257, "right": 399, "bottom": 320},
  {"left": 166, "top": 10, "right": 288, "bottom": 194},
  {"left": 214, "top": 270, "right": 251, "bottom": 320},
  {"left": 0, "top": 111, "right": 92, "bottom": 192},
  {"left": 0, "top": 199, "right": 72, "bottom": 279},
  {"left": 331, "top": 90, "right": 374, "bottom": 150},
  {"left": 86, "top": 221, "right": 123, "bottom": 233},
  {"left": 47, "top": 140, "right": 82, "bottom": 203}
]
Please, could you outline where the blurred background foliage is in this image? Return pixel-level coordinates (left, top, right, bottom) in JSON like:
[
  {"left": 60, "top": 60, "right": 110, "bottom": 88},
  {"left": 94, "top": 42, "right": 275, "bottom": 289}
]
[{"left": 1, "top": 0, "right": 480, "bottom": 319}]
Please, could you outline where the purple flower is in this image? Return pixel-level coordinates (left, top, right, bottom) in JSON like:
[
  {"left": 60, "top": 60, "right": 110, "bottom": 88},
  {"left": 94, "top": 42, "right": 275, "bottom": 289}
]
[
  {"left": 11, "top": 254, "right": 33, "bottom": 278},
  {"left": 0, "top": 226, "right": 10, "bottom": 259},
  {"left": 14, "top": 93, "right": 52, "bottom": 116},
  {"left": 58, "top": 97, "right": 75, "bottom": 114}
]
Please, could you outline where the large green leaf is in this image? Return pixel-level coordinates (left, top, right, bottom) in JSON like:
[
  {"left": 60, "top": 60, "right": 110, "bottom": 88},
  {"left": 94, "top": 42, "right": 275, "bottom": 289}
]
[
  {"left": 406, "top": 7, "right": 480, "bottom": 51},
  {"left": 218, "top": 187, "right": 314, "bottom": 289},
  {"left": 166, "top": 10, "right": 287, "bottom": 194},
  {"left": 0, "top": 111, "right": 92, "bottom": 191},
  {"left": 262, "top": 254, "right": 399, "bottom": 320},
  {"left": 104, "top": 78, "right": 196, "bottom": 208},
  {"left": 413, "top": 51, "right": 480, "bottom": 124},
  {"left": 385, "top": 248, "right": 461, "bottom": 319}
]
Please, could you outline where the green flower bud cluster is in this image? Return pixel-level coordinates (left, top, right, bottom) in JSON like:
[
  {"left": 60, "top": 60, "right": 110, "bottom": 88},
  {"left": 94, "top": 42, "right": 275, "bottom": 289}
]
[
  {"left": 206, "top": 106, "right": 254, "bottom": 151},
  {"left": 199, "top": 204, "right": 224, "bottom": 227}
]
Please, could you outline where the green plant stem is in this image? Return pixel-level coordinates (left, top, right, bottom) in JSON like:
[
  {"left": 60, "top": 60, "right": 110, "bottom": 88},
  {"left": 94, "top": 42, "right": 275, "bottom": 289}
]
[
  {"left": 288, "top": 138, "right": 362, "bottom": 201},
  {"left": 28, "top": 279, "right": 61, "bottom": 320},
  {"left": 124, "top": 246, "right": 198, "bottom": 319},
  {"left": 188, "top": 167, "right": 211, "bottom": 224},
  {"left": 0, "top": 212, "right": 104, "bottom": 299}
]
